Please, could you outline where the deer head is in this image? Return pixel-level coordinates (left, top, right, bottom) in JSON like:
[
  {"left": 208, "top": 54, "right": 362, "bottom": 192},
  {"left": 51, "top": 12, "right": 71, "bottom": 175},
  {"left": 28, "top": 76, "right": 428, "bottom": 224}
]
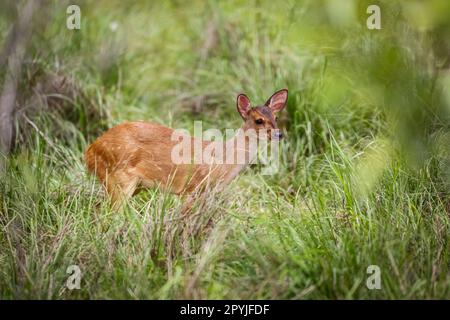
[{"left": 236, "top": 89, "right": 288, "bottom": 140}]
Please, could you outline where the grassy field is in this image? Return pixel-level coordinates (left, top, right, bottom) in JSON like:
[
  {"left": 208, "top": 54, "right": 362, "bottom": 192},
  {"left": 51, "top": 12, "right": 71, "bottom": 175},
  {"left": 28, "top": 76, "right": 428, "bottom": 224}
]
[{"left": 0, "top": 0, "right": 449, "bottom": 299}]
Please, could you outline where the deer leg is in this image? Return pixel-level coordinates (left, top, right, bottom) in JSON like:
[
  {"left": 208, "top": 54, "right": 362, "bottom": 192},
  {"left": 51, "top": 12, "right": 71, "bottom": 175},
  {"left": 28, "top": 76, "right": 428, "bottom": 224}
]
[
  {"left": 179, "top": 176, "right": 226, "bottom": 216},
  {"left": 180, "top": 190, "right": 211, "bottom": 216},
  {"left": 106, "top": 170, "right": 139, "bottom": 209},
  {"left": 180, "top": 194, "right": 197, "bottom": 216}
]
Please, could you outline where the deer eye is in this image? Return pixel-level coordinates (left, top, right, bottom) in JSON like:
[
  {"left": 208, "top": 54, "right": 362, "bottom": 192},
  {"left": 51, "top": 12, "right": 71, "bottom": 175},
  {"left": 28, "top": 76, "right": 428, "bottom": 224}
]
[{"left": 255, "top": 119, "right": 263, "bottom": 125}]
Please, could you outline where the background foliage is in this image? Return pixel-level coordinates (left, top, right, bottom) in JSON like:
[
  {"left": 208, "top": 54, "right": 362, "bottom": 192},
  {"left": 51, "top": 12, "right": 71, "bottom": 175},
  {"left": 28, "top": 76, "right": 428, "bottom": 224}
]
[{"left": 0, "top": 0, "right": 449, "bottom": 299}]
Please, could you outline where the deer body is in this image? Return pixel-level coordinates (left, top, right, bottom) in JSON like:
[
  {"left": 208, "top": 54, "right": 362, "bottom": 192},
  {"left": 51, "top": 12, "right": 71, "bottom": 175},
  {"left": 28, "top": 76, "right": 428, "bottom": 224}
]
[{"left": 85, "top": 89, "right": 288, "bottom": 208}]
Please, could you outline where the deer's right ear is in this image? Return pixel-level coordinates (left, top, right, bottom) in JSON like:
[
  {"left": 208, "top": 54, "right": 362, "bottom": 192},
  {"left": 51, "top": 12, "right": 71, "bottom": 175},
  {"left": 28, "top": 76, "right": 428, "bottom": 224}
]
[{"left": 237, "top": 94, "right": 251, "bottom": 120}]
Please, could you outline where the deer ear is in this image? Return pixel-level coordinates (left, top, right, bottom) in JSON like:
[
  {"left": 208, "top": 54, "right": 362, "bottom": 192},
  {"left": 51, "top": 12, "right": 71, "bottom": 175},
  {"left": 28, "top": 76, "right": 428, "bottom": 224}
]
[
  {"left": 237, "top": 94, "right": 251, "bottom": 120},
  {"left": 265, "top": 89, "right": 288, "bottom": 113}
]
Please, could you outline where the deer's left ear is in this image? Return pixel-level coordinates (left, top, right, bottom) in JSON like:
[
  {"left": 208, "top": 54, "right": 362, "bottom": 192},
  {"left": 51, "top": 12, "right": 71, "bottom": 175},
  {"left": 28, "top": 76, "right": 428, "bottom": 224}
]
[{"left": 265, "top": 89, "right": 288, "bottom": 113}]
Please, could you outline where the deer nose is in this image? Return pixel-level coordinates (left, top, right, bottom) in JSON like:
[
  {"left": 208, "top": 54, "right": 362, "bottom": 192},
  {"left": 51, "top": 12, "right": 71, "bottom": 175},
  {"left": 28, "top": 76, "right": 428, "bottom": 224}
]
[{"left": 273, "top": 131, "right": 283, "bottom": 140}]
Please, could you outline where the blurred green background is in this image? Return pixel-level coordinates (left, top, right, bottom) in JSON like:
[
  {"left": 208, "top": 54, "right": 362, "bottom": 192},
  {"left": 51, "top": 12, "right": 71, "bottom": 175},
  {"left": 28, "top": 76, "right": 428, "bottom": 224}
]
[{"left": 0, "top": 0, "right": 449, "bottom": 299}]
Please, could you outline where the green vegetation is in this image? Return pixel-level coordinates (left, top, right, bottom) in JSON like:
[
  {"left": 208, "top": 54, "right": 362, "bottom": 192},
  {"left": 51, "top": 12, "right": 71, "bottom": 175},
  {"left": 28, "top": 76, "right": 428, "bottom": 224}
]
[{"left": 0, "top": 0, "right": 449, "bottom": 299}]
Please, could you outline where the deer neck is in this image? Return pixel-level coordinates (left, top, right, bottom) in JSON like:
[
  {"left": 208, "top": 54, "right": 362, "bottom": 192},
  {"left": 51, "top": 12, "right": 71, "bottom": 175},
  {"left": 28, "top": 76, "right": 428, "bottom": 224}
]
[
  {"left": 228, "top": 126, "right": 258, "bottom": 165},
  {"left": 195, "top": 125, "right": 260, "bottom": 185},
  {"left": 215, "top": 126, "right": 258, "bottom": 182}
]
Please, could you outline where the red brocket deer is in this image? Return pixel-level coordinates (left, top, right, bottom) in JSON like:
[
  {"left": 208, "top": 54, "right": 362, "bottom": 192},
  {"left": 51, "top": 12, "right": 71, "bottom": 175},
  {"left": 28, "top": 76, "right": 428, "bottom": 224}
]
[{"left": 85, "top": 89, "right": 288, "bottom": 209}]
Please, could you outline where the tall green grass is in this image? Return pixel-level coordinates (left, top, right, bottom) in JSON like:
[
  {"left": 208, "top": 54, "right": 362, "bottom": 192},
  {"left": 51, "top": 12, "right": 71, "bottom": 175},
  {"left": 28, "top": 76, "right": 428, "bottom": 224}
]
[{"left": 0, "top": 0, "right": 449, "bottom": 299}]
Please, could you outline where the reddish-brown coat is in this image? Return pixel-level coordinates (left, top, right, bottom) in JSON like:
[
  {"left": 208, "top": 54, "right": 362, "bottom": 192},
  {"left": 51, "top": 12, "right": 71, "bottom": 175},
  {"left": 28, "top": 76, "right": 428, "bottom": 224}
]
[{"left": 85, "top": 89, "right": 288, "bottom": 208}]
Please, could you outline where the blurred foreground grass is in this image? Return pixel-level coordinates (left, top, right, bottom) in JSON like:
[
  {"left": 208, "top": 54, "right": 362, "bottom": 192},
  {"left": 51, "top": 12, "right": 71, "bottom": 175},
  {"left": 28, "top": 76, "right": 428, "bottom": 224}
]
[{"left": 0, "top": 0, "right": 449, "bottom": 299}]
